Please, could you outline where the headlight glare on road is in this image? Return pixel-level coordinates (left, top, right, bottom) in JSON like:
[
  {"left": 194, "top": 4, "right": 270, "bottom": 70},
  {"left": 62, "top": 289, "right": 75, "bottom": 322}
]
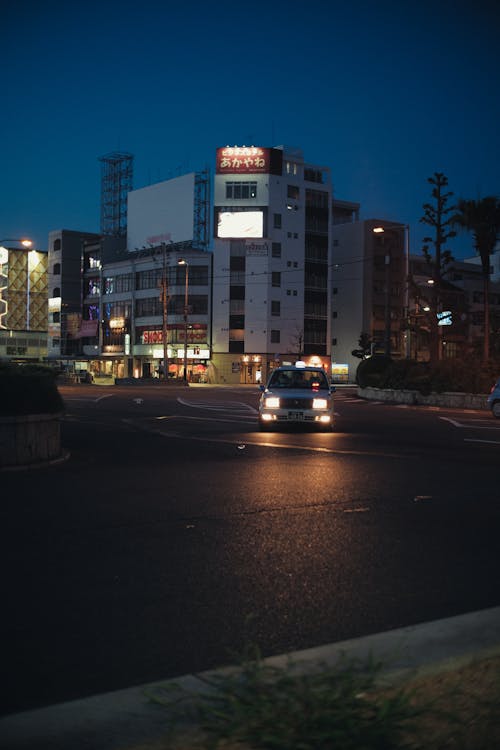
[
  {"left": 312, "top": 398, "right": 328, "bottom": 409},
  {"left": 265, "top": 396, "right": 280, "bottom": 408}
]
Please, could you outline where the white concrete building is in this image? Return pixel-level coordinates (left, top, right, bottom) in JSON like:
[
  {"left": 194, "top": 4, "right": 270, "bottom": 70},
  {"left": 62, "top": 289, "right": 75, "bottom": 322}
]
[{"left": 211, "top": 145, "right": 332, "bottom": 384}]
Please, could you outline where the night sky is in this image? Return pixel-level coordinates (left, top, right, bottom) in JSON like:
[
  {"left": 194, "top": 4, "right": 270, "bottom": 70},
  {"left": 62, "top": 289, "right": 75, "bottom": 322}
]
[{"left": 2, "top": 0, "right": 499, "bottom": 259}]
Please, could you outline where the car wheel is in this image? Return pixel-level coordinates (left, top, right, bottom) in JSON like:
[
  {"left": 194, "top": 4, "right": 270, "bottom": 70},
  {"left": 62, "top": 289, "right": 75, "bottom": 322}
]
[{"left": 492, "top": 401, "right": 500, "bottom": 418}]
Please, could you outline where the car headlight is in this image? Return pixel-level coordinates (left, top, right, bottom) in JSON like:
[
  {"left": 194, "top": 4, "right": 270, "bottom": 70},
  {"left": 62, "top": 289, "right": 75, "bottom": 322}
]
[
  {"left": 264, "top": 396, "right": 280, "bottom": 408},
  {"left": 312, "top": 398, "right": 328, "bottom": 409}
]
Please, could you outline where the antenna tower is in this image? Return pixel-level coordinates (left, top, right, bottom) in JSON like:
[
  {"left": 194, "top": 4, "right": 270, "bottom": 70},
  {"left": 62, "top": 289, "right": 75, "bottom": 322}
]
[
  {"left": 193, "top": 168, "right": 210, "bottom": 249},
  {"left": 99, "top": 152, "right": 134, "bottom": 236}
]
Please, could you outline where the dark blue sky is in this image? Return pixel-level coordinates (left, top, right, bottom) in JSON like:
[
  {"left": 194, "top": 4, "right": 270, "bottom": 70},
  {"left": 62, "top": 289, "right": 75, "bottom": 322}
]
[{"left": 2, "top": 0, "right": 499, "bottom": 258}]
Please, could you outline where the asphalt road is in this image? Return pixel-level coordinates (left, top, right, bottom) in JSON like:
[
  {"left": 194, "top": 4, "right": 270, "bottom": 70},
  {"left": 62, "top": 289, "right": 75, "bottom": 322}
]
[{"left": 1, "top": 383, "right": 499, "bottom": 716}]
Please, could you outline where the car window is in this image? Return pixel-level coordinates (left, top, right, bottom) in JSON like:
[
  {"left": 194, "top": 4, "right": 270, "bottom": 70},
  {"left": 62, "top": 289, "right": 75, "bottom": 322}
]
[{"left": 269, "top": 369, "right": 329, "bottom": 390}]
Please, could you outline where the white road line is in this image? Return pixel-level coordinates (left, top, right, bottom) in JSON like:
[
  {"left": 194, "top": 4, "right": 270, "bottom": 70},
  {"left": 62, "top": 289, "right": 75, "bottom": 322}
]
[
  {"left": 464, "top": 438, "right": 500, "bottom": 445},
  {"left": 177, "top": 397, "right": 259, "bottom": 414},
  {"left": 439, "top": 417, "right": 463, "bottom": 427}
]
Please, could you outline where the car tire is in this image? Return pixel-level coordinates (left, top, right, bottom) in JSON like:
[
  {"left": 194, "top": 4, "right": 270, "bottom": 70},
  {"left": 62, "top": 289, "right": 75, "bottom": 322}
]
[{"left": 492, "top": 401, "right": 500, "bottom": 418}]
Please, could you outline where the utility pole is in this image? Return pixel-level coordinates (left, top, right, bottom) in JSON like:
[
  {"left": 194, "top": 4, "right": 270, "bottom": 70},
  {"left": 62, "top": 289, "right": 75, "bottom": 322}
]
[{"left": 160, "top": 245, "right": 169, "bottom": 381}]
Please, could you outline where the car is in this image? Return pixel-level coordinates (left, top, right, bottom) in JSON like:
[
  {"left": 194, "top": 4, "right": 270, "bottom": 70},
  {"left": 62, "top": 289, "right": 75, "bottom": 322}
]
[
  {"left": 258, "top": 362, "right": 335, "bottom": 431},
  {"left": 487, "top": 378, "right": 500, "bottom": 418}
]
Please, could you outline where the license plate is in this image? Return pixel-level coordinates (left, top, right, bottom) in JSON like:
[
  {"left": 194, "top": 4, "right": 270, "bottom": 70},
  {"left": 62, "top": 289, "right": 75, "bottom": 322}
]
[{"left": 288, "top": 411, "right": 304, "bottom": 420}]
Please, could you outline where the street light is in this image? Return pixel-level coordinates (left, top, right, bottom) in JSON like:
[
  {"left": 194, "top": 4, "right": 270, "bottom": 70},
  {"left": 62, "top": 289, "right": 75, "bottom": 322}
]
[
  {"left": 0, "top": 238, "right": 33, "bottom": 248},
  {"left": 177, "top": 258, "right": 189, "bottom": 381}
]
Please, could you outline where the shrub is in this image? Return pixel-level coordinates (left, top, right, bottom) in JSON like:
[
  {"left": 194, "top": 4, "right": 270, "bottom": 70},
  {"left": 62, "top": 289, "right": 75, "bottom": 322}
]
[
  {"left": 355, "top": 355, "right": 392, "bottom": 388},
  {"left": 0, "top": 364, "right": 65, "bottom": 416}
]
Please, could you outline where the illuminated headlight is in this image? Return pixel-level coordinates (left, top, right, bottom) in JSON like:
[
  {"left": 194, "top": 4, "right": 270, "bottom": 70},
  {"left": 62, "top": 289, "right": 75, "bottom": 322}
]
[
  {"left": 264, "top": 396, "right": 280, "bottom": 408},
  {"left": 312, "top": 398, "right": 328, "bottom": 409}
]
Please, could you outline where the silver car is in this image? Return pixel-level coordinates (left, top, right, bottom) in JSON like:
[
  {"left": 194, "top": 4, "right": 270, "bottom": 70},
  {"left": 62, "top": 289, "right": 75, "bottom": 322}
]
[
  {"left": 258, "top": 363, "right": 335, "bottom": 431},
  {"left": 487, "top": 378, "right": 500, "bottom": 418}
]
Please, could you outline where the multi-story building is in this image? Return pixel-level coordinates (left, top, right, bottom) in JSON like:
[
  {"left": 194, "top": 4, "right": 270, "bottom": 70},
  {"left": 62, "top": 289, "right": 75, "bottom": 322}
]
[
  {"left": 47, "top": 229, "right": 101, "bottom": 362},
  {"left": 80, "top": 240, "right": 212, "bottom": 380},
  {"left": 0, "top": 241, "right": 48, "bottom": 362},
  {"left": 330, "top": 219, "right": 407, "bottom": 380},
  {"left": 211, "top": 145, "right": 332, "bottom": 384}
]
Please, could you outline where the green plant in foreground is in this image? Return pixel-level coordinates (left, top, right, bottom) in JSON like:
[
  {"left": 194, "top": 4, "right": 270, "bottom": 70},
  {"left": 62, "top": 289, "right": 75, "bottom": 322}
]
[{"left": 147, "top": 646, "right": 433, "bottom": 750}]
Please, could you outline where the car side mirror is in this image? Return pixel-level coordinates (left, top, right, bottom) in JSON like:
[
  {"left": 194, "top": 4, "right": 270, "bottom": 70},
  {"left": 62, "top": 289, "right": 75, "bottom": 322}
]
[
  {"left": 330, "top": 386, "right": 336, "bottom": 393},
  {"left": 259, "top": 384, "right": 265, "bottom": 392}
]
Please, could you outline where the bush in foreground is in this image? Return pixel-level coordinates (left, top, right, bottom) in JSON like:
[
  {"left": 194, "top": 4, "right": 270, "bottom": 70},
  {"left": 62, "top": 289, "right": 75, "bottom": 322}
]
[{"left": 0, "top": 363, "right": 65, "bottom": 416}]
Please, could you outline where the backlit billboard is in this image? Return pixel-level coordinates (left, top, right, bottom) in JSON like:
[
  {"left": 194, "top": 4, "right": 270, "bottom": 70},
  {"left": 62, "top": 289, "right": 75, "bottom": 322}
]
[
  {"left": 216, "top": 146, "right": 283, "bottom": 175},
  {"left": 217, "top": 210, "right": 264, "bottom": 238}
]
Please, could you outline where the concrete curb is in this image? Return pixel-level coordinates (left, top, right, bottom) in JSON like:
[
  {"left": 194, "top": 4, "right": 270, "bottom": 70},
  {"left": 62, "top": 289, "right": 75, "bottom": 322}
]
[
  {"left": 1, "top": 606, "right": 499, "bottom": 750},
  {"left": 358, "top": 386, "right": 490, "bottom": 410}
]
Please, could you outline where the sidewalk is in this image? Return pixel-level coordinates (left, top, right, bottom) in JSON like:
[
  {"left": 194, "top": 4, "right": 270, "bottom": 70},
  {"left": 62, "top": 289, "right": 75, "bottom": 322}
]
[{"left": 1, "top": 606, "right": 499, "bottom": 750}]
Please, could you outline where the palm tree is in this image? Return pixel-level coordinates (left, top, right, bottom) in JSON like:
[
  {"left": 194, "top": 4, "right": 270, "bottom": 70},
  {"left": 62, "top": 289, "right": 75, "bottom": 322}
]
[{"left": 453, "top": 197, "right": 500, "bottom": 362}]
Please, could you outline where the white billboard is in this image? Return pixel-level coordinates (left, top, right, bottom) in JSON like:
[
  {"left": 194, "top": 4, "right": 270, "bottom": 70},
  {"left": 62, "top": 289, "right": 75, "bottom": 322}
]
[
  {"left": 216, "top": 210, "right": 264, "bottom": 238},
  {"left": 127, "top": 173, "right": 195, "bottom": 250}
]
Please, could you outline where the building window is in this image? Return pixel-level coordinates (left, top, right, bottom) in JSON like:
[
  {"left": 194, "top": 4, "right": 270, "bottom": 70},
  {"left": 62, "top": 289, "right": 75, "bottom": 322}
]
[
  {"left": 287, "top": 184, "right": 300, "bottom": 199},
  {"left": 271, "top": 329, "right": 280, "bottom": 343},
  {"left": 226, "top": 181, "right": 257, "bottom": 199},
  {"left": 53, "top": 263, "right": 61, "bottom": 275},
  {"left": 271, "top": 300, "right": 280, "bottom": 316},
  {"left": 52, "top": 312, "right": 60, "bottom": 323},
  {"left": 272, "top": 242, "right": 281, "bottom": 258},
  {"left": 53, "top": 287, "right": 60, "bottom": 297},
  {"left": 53, "top": 239, "right": 61, "bottom": 252},
  {"left": 273, "top": 213, "right": 282, "bottom": 229},
  {"left": 272, "top": 271, "right": 281, "bottom": 287}
]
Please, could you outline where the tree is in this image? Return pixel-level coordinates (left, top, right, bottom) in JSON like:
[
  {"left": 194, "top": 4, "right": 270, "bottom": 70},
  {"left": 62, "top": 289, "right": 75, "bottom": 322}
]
[
  {"left": 419, "top": 173, "right": 456, "bottom": 362},
  {"left": 351, "top": 332, "right": 373, "bottom": 359},
  {"left": 452, "top": 196, "right": 500, "bottom": 362}
]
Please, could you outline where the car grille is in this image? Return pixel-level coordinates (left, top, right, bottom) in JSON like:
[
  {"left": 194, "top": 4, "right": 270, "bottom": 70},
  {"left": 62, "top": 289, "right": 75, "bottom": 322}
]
[{"left": 280, "top": 397, "right": 314, "bottom": 409}]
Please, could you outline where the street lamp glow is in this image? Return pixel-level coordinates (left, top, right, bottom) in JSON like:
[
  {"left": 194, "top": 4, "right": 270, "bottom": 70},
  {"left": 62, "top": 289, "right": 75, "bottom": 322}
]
[
  {"left": 0, "top": 237, "right": 33, "bottom": 248},
  {"left": 373, "top": 226, "right": 385, "bottom": 233}
]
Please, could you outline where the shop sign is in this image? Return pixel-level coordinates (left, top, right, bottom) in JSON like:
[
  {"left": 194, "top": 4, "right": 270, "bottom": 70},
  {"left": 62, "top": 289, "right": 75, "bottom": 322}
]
[
  {"left": 216, "top": 146, "right": 283, "bottom": 175},
  {"left": 245, "top": 240, "right": 269, "bottom": 256}
]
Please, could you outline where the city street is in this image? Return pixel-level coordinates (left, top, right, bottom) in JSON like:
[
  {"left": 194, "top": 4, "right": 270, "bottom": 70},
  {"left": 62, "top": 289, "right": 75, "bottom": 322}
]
[{"left": 1, "top": 383, "right": 499, "bottom": 716}]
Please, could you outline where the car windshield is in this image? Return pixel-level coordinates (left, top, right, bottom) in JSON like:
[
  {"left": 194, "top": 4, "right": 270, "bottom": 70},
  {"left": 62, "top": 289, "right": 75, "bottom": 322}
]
[{"left": 269, "top": 369, "right": 329, "bottom": 390}]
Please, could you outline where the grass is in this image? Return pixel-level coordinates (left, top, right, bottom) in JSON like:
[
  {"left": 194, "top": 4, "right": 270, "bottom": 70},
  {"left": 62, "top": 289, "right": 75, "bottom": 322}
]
[{"left": 135, "top": 646, "right": 500, "bottom": 750}]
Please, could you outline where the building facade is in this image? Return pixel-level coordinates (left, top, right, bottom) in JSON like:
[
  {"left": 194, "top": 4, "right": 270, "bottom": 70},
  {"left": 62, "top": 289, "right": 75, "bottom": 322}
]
[
  {"left": 330, "top": 219, "right": 407, "bottom": 380},
  {"left": 211, "top": 145, "right": 333, "bottom": 384},
  {"left": 80, "top": 241, "right": 212, "bottom": 381},
  {"left": 0, "top": 242, "right": 48, "bottom": 362}
]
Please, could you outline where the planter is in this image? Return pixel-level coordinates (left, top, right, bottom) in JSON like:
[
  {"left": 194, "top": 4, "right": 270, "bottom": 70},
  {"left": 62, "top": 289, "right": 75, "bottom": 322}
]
[{"left": 0, "top": 412, "right": 66, "bottom": 469}]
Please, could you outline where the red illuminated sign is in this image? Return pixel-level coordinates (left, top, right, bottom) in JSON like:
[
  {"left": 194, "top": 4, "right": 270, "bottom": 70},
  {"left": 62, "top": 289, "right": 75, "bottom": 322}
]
[{"left": 216, "top": 146, "right": 283, "bottom": 175}]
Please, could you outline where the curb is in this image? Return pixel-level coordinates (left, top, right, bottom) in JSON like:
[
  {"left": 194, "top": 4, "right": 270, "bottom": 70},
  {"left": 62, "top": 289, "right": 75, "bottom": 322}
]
[{"left": 1, "top": 606, "right": 499, "bottom": 750}]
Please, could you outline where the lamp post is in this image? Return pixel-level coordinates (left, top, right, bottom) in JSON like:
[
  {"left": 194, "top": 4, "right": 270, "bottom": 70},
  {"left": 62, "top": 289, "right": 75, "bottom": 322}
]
[{"left": 177, "top": 258, "right": 189, "bottom": 381}]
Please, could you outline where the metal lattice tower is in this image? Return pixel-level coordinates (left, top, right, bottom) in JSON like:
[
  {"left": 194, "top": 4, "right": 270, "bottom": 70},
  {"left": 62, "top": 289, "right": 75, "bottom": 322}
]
[
  {"left": 99, "top": 152, "right": 134, "bottom": 236},
  {"left": 194, "top": 168, "right": 210, "bottom": 249}
]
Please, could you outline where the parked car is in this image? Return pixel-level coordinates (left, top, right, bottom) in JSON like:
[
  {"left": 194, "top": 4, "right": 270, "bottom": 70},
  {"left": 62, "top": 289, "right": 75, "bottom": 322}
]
[
  {"left": 258, "top": 362, "right": 335, "bottom": 431},
  {"left": 487, "top": 378, "right": 500, "bottom": 418}
]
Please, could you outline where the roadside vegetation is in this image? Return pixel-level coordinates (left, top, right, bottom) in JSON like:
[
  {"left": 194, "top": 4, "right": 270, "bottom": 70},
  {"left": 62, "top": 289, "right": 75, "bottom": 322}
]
[
  {"left": 143, "top": 646, "right": 500, "bottom": 749},
  {"left": 355, "top": 354, "right": 499, "bottom": 395},
  {"left": 0, "top": 362, "right": 64, "bottom": 416}
]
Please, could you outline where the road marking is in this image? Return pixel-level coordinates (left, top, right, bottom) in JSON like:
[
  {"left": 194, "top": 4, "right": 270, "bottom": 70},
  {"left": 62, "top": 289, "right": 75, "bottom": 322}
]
[
  {"left": 177, "top": 397, "right": 259, "bottom": 414},
  {"left": 148, "top": 427, "right": 406, "bottom": 458},
  {"left": 464, "top": 438, "right": 500, "bottom": 445},
  {"left": 440, "top": 417, "right": 462, "bottom": 427}
]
